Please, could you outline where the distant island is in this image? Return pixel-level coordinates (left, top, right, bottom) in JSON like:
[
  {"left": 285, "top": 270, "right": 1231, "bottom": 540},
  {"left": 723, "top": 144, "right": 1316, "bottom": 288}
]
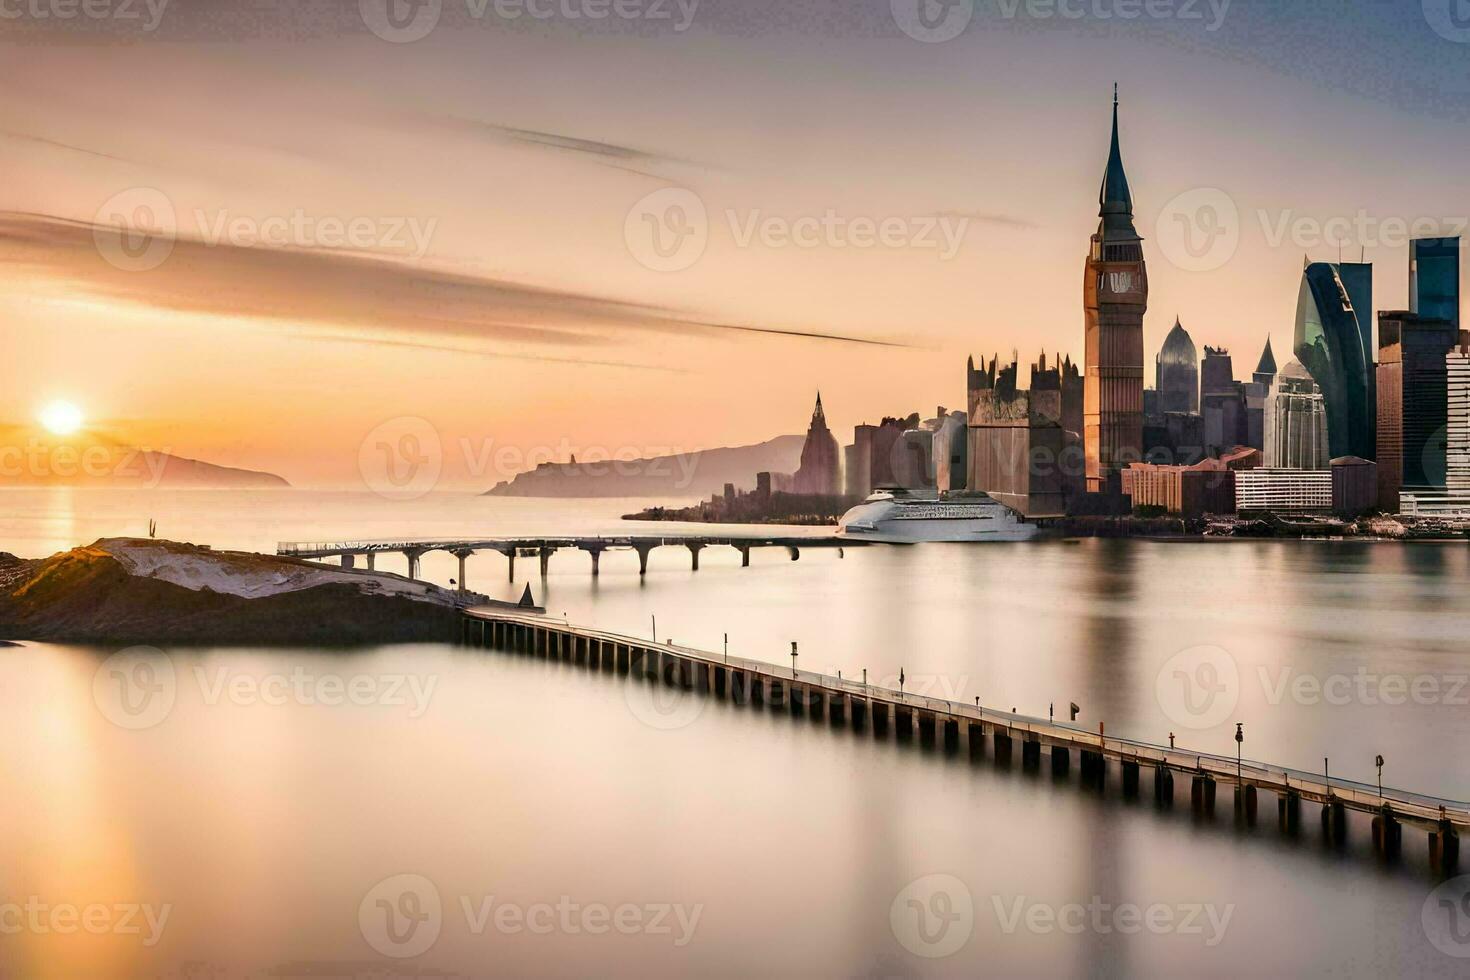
[
  {"left": 484, "top": 435, "right": 802, "bottom": 499},
  {"left": 0, "top": 538, "right": 470, "bottom": 645},
  {"left": 0, "top": 429, "right": 290, "bottom": 489}
]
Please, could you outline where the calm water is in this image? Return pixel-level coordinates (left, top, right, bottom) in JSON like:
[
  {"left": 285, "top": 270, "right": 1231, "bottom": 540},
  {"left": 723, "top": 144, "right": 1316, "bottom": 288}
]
[{"left": 2, "top": 490, "right": 1469, "bottom": 978}]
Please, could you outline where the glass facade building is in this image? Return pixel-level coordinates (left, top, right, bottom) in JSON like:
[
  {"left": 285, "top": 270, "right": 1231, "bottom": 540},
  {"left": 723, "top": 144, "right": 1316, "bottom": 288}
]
[
  {"left": 1293, "top": 262, "right": 1375, "bottom": 460},
  {"left": 1410, "top": 238, "right": 1460, "bottom": 329}
]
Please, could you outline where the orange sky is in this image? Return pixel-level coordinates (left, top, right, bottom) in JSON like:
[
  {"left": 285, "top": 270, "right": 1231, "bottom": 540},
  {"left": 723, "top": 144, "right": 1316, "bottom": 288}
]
[{"left": 2, "top": 5, "right": 1468, "bottom": 487}]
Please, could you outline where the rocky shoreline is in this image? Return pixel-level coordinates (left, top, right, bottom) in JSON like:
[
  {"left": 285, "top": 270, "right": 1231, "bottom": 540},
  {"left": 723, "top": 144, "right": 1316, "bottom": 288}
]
[{"left": 0, "top": 539, "right": 483, "bottom": 646}]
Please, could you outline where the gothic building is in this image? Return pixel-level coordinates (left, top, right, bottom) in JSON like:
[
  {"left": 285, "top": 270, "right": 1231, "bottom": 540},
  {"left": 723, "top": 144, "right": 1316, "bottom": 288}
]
[
  {"left": 1084, "top": 88, "right": 1147, "bottom": 492},
  {"left": 792, "top": 393, "right": 841, "bottom": 495}
]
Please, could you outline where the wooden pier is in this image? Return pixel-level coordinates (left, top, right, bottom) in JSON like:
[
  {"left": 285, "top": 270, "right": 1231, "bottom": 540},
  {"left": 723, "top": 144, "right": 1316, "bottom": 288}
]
[{"left": 462, "top": 606, "right": 1468, "bottom": 872}]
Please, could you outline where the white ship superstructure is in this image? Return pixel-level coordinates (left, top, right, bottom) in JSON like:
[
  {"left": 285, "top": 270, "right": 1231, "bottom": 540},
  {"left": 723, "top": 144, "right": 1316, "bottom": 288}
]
[{"left": 837, "top": 490, "right": 1040, "bottom": 543}]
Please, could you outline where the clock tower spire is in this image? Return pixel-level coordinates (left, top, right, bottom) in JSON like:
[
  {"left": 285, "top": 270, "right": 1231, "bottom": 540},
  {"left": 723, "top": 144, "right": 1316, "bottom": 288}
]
[{"left": 1083, "top": 86, "right": 1147, "bottom": 493}]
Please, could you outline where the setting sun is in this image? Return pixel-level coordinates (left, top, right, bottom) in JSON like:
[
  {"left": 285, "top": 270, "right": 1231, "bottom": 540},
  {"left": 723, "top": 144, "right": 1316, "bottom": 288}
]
[{"left": 38, "top": 400, "right": 84, "bottom": 436}]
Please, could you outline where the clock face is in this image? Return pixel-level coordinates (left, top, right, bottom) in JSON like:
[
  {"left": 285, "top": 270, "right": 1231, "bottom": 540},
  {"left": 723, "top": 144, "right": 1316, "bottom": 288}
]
[{"left": 1104, "top": 271, "right": 1135, "bottom": 294}]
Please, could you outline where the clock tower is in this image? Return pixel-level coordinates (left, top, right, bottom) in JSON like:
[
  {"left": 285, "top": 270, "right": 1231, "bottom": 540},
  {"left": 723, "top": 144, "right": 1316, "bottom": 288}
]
[{"left": 1083, "top": 86, "right": 1147, "bottom": 493}]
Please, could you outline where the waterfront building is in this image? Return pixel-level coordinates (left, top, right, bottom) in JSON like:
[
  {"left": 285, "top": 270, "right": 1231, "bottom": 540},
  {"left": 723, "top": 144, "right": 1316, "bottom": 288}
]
[
  {"left": 845, "top": 427, "right": 874, "bottom": 497},
  {"left": 1331, "top": 456, "right": 1378, "bottom": 518},
  {"left": 792, "top": 393, "right": 841, "bottom": 496},
  {"left": 1410, "top": 238, "right": 1460, "bottom": 329},
  {"left": 1143, "top": 411, "right": 1205, "bottom": 466},
  {"left": 1122, "top": 458, "right": 1238, "bottom": 517},
  {"left": 929, "top": 408, "right": 968, "bottom": 492},
  {"left": 1200, "top": 347, "right": 1246, "bottom": 455},
  {"left": 967, "top": 353, "right": 1067, "bottom": 517},
  {"left": 1450, "top": 336, "right": 1470, "bottom": 491},
  {"left": 1294, "top": 261, "right": 1375, "bottom": 459},
  {"left": 1235, "top": 468, "right": 1333, "bottom": 513},
  {"left": 1155, "top": 317, "right": 1199, "bottom": 415},
  {"left": 1263, "top": 360, "right": 1329, "bottom": 469},
  {"left": 1376, "top": 311, "right": 1459, "bottom": 511},
  {"left": 1083, "top": 89, "right": 1146, "bottom": 493}
]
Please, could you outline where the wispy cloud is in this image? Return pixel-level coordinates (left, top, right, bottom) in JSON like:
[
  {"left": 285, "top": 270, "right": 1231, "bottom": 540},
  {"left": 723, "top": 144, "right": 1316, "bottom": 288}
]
[{"left": 0, "top": 212, "right": 905, "bottom": 365}]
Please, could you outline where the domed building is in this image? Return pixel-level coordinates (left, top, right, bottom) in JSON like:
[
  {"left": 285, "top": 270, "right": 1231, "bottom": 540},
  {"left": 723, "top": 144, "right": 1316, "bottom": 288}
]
[{"left": 1155, "top": 317, "right": 1199, "bottom": 415}]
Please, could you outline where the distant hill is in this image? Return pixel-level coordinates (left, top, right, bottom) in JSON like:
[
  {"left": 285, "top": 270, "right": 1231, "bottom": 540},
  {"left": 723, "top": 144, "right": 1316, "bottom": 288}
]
[
  {"left": 0, "top": 428, "right": 289, "bottom": 488},
  {"left": 484, "top": 435, "right": 805, "bottom": 499}
]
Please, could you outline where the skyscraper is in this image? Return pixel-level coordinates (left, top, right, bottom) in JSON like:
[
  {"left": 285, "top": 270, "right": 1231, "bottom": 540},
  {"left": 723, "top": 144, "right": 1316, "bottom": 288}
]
[
  {"left": 1083, "top": 87, "right": 1146, "bottom": 493},
  {"left": 1263, "top": 360, "right": 1329, "bottom": 469},
  {"left": 1294, "top": 262, "right": 1375, "bottom": 460},
  {"left": 1200, "top": 346, "right": 1246, "bottom": 455},
  {"left": 792, "top": 393, "right": 841, "bottom": 495},
  {"left": 1410, "top": 238, "right": 1460, "bottom": 329},
  {"left": 1155, "top": 317, "right": 1199, "bottom": 415},
  {"left": 1376, "top": 311, "right": 1459, "bottom": 511}
]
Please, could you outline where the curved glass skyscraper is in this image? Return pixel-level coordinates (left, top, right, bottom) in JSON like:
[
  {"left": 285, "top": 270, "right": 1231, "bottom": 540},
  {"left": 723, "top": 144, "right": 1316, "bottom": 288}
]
[{"left": 1294, "top": 262, "right": 1375, "bottom": 460}]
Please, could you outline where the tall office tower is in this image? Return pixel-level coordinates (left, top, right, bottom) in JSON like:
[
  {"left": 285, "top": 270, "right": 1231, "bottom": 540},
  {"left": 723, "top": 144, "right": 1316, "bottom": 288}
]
[
  {"left": 1448, "top": 334, "right": 1470, "bottom": 492},
  {"left": 1083, "top": 88, "right": 1146, "bottom": 492},
  {"left": 1376, "top": 311, "right": 1459, "bottom": 511},
  {"left": 1410, "top": 238, "right": 1460, "bottom": 329},
  {"left": 792, "top": 393, "right": 841, "bottom": 495},
  {"left": 1294, "top": 262, "right": 1374, "bottom": 459},
  {"left": 1263, "top": 361, "right": 1329, "bottom": 469},
  {"left": 1200, "top": 347, "right": 1245, "bottom": 454},
  {"left": 1155, "top": 317, "right": 1200, "bottom": 414},
  {"left": 845, "top": 427, "right": 875, "bottom": 497}
]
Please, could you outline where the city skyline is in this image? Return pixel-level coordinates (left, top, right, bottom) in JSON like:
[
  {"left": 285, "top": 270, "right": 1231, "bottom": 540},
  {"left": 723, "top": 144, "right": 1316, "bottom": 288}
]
[{"left": 3, "top": 3, "right": 1470, "bottom": 488}]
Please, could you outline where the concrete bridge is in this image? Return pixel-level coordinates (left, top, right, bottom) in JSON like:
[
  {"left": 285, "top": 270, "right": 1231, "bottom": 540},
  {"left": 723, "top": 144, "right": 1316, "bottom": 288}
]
[
  {"left": 462, "top": 606, "right": 1467, "bottom": 872},
  {"left": 278, "top": 534, "right": 857, "bottom": 587}
]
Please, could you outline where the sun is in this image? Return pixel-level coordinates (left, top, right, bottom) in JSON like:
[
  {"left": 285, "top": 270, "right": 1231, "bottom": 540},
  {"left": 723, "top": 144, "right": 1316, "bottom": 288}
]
[{"left": 38, "top": 400, "right": 85, "bottom": 436}]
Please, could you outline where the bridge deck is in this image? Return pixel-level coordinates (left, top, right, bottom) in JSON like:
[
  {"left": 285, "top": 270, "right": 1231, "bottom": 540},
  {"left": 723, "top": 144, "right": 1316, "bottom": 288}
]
[
  {"left": 279, "top": 533, "right": 854, "bottom": 559},
  {"left": 465, "top": 607, "right": 1470, "bottom": 837}
]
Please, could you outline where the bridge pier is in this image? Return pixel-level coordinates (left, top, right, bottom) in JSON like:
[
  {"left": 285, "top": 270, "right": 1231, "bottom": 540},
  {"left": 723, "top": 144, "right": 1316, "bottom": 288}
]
[
  {"left": 968, "top": 722, "right": 985, "bottom": 759},
  {"left": 851, "top": 696, "right": 868, "bottom": 732},
  {"left": 1372, "top": 807, "right": 1402, "bottom": 859},
  {"left": 993, "top": 729, "right": 1013, "bottom": 766},
  {"left": 942, "top": 718, "right": 959, "bottom": 753},
  {"left": 917, "top": 710, "right": 936, "bottom": 746},
  {"left": 894, "top": 705, "right": 914, "bottom": 741},
  {"left": 1080, "top": 749, "right": 1104, "bottom": 785},
  {"left": 829, "top": 693, "right": 847, "bottom": 725},
  {"left": 737, "top": 545, "right": 751, "bottom": 567},
  {"left": 341, "top": 553, "right": 356, "bottom": 570},
  {"left": 1431, "top": 821, "right": 1460, "bottom": 873},
  {"left": 686, "top": 543, "right": 704, "bottom": 571},
  {"left": 635, "top": 544, "right": 654, "bottom": 577},
  {"left": 1022, "top": 738, "right": 1041, "bottom": 770},
  {"left": 404, "top": 548, "right": 425, "bottom": 580},
  {"left": 1234, "top": 784, "right": 1258, "bottom": 826},
  {"left": 453, "top": 550, "right": 472, "bottom": 592},
  {"left": 1154, "top": 765, "right": 1174, "bottom": 807},
  {"left": 785, "top": 545, "right": 800, "bottom": 562},
  {"left": 1322, "top": 798, "right": 1347, "bottom": 846},
  {"left": 1051, "top": 746, "right": 1070, "bottom": 777},
  {"left": 366, "top": 552, "right": 375, "bottom": 571},
  {"left": 582, "top": 546, "right": 604, "bottom": 577},
  {"left": 539, "top": 546, "right": 554, "bottom": 577},
  {"left": 1121, "top": 760, "right": 1140, "bottom": 798},
  {"left": 871, "top": 701, "right": 889, "bottom": 736},
  {"left": 1278, "top": 790, "right": 1301, "bottom": 834},
  {"left": 1191, "top": 775, "right": 1216, "bottom": 816}
]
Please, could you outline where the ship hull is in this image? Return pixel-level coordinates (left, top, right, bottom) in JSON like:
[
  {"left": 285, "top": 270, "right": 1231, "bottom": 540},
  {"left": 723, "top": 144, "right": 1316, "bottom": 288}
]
[{"left": 837, "top": 497, "right": 1040, "bottom": 543}]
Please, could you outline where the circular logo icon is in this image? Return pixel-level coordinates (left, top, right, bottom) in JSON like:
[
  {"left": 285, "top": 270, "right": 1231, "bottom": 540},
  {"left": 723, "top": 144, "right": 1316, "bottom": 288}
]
[
  {"left": 358, "top": 417, "right": 443, "bottom": 501},
  {"left": 1154, "top": 187, "right": 1240, "bottom": 273},
  {"left": 890, "top": 0, "right": 974, "bottom": 43},
  {"left": 360, "top": 0, "right": 441, "bottom": 43},
  {"left": 624, "top": 188, "right": 708, "bottom": 273},
  {"left": 1423, "top": 875, "right": 1470, "bottom": 958},
  {"left": 890, "top": 873, "right": 973, "bottom": 958},
  {"left": 359, "top": 873, "right": 442, "bottom": 958},
  {"left": 624, "top": 674, "right": 707, "bottom": 731},
  {"left": 93, "top": 646, "right": 177, "bottom": 730},
  {"left": 93, "top": 187, "right": 177, "bottom": 272},
  {"left": 1424, "top": 0, "right": 1470, "bottom": 43},
  {"left": 1155, "top": 645, "right": 1239, "bottom": 731}
]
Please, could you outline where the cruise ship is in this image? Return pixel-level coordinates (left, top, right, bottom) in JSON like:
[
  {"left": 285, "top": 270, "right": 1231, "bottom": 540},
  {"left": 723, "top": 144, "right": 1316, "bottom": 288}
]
[{"left": 837, "top": 489, "right": 1041, "bottom": 543}]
